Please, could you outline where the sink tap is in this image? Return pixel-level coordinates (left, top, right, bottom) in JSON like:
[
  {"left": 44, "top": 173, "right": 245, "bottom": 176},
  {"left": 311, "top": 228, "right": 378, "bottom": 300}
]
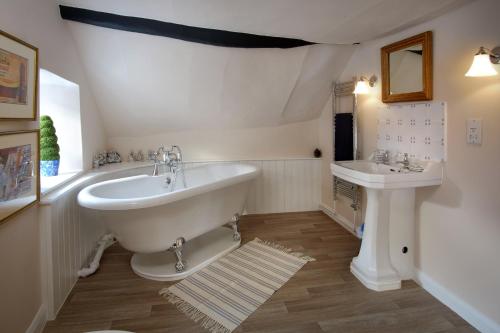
[
  {"left": 399, "top": 153, "right": 410, "bottom": 170},
  {"left": 383, "top": 151, "right": 390, "bottom": 165},
  {"left": 374, "top": 149, "right": 391, "bottom": 165}
]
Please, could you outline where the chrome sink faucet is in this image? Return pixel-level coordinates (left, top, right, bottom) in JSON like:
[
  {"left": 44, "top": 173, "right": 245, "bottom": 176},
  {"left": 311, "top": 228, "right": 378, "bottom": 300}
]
[
  {"left": 398, "top": 153, "right": 410, "bottom": 170},
  {"left": 374, "top": 149, "right": 391, "bottom": 165},
  {"left": 382, "top": 151, "right": 390, "bottom": 165}
]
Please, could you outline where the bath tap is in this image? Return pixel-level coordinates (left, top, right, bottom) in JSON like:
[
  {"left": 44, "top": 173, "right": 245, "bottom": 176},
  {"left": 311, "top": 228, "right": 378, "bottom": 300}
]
[
  {"left": 156, "top": 145, "right": 187, "bottom": 190},
  {"left": 152, "top": 146, "right": 167, "bottom": 176}
]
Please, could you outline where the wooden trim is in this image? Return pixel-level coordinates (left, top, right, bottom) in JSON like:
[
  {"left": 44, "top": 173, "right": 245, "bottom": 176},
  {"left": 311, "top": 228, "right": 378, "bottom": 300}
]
[
  {"left": 59, "top": 5, "right": 315, "bottom": 49},
  {"left": 0, "top": 29, "right": 39, "bottom": 120},
  {"left": 0, "top": 129, "right": 40, "bottom": 226},
  {"left": 381, "top": 31, "right": 433, "bottom": 103}
]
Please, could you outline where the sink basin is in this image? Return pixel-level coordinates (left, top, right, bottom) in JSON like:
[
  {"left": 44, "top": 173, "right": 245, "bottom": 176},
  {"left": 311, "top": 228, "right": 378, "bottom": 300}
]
[
  {"left": 331, "top": 160, "right": 442, "bottom": 189},
  {"left": 330, "top": 159, "right": 443, "bottom": 291}
]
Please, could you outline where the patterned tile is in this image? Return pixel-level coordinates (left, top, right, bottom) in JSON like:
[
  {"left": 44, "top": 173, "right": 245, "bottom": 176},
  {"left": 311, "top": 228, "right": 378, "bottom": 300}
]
[{"left": 377, "top": 102, "right": 446, "bottom": 161}]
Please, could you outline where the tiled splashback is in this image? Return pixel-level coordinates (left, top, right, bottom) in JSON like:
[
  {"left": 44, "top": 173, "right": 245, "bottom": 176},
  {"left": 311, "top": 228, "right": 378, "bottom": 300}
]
[{"left": 377, "top": 102, "right": 446, "bottom": 161}]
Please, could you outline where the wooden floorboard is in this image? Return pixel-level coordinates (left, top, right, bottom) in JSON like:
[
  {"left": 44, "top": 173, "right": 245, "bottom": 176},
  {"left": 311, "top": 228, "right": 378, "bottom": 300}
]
[{"left": 43, "top": 211, "right": 475, "bottom": 333}]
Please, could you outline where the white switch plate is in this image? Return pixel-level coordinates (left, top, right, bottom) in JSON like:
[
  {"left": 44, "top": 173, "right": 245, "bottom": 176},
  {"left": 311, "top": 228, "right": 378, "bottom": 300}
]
[{"left": 466, "top": 118, "right": 482, "bottom": 145}]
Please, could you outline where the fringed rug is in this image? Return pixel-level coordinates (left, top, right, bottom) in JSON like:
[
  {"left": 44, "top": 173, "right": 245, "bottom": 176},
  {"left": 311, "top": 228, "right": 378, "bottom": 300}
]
[{"left": 159, "top": 238, "right": 314, "bottom": 333}]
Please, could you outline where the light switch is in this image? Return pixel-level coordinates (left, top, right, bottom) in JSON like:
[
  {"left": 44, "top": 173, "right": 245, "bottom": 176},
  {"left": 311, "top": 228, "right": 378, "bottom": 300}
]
[{"left": 466, "top": 118, "right": 482, "bottom": 145}]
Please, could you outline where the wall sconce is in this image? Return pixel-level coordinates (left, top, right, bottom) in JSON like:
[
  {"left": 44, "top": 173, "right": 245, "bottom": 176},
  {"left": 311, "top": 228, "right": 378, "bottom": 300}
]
[
  {"left": 465, "top": 46, "right": 499, "bottom": 77},
  {"left": 353, "top": 75, "right": 377, "bottom": 94}
]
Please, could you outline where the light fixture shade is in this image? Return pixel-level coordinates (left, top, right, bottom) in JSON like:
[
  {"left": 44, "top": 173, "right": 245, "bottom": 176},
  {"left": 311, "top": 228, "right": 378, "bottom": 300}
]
[
  {"left": 353, "top": 80, "right": 370, "bottom": 94},
  {"left": 465, "top": 53, "right": 498, "bottom": 77}
]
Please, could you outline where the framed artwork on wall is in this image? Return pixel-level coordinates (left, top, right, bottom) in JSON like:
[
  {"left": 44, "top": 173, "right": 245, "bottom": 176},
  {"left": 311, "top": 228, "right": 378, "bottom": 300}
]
[
  {"left": 0, "top": 29, "right": 38, "bottom": 120},
  {"left": 0, "top": 130, "right": 40, "bottom": 225}
]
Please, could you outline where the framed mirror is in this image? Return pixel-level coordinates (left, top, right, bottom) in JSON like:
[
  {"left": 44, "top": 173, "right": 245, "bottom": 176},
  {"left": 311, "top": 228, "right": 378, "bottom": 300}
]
[{"left": 381, "top": 31, "right": 433, "bottom": 103}]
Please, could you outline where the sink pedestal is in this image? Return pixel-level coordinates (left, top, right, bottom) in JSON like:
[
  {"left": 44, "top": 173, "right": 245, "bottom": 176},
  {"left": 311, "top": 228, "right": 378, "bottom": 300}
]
[
  {"left": 351, "top": 188, "right": 415, "bottom": 291},
  {"left": 331, "top": 160, "right": 442, "bottom": 292}
]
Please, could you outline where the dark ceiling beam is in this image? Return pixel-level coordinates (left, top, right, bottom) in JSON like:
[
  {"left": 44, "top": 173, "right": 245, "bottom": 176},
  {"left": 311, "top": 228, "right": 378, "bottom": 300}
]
[{"left": 59, "top": 5, "right": 315, "bottom": 49}]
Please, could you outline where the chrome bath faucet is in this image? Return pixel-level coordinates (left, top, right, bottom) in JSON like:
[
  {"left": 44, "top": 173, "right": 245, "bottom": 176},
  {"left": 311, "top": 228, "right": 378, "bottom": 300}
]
[{"left": 152, "top": 145, "right": 187, "bottom": 190}]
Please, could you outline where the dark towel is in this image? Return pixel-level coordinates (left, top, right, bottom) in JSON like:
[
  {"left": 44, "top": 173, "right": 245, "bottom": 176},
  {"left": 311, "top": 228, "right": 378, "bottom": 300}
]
[{"left": 334, "top": 113, "right": 353, "bottom": 161}]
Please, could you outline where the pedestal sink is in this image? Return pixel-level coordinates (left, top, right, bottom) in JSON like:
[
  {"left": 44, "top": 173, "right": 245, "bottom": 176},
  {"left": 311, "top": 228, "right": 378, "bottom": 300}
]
[{"left": 331, "top": 160, "right": 442, "bottom": 291}]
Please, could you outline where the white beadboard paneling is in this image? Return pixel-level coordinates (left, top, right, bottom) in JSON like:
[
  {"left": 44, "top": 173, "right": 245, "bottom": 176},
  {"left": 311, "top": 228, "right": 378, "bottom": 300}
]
[
  {"left": 182, "top": 159, "right": 321, "bottom": 214},
  {"left": 258, "top": 160, "right": 286, "bottom": 213},
  {"left": 284, "top": 159, "right": 322, "bottom": 212},
  {"left": 40, "top": 174, "right": 109, "bottom": 319},
  {"left": 40, "top": 158, "right": 321, "bottom": 319},
  {"left": 241, "top": 160, "right": 263, "bottom": 214}
]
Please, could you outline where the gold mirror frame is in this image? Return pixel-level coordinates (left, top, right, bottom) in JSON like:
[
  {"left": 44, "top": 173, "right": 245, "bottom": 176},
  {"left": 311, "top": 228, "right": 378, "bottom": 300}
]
[{"left": 381, "top": 31, "right": 433, "bottom": 103}]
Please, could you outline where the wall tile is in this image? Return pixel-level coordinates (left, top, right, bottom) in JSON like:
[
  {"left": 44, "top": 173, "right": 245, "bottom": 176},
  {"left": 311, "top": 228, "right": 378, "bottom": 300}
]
[{"left": 377, "top": 102, "right": 446, "bottom": 161}]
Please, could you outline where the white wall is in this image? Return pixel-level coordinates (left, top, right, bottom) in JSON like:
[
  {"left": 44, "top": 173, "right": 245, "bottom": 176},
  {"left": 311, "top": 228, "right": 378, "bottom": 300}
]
[
  {"left": 109, "top": 119, "right": 321, "bottom": 161},
  {"left": 0, "top": 0, "right": 106, "bottom": 332},
  {"left": 65, "top": 20, "right": 353, "bottom": 139},
  {"left": 328, "top": 0, "right": 500, "bottom": 327},
  {"left": 40, "top": 69, "right": 83, "bottom": 173}
]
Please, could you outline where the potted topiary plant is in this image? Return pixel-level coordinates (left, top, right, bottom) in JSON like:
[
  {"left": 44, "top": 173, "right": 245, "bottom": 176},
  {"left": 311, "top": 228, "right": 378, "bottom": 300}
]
[{"left": 40, "top": 115, "right": 60, "bottom": 176}]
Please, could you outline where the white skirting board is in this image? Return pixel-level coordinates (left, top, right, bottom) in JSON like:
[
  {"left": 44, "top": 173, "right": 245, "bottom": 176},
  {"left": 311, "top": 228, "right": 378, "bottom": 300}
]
[
  {"left": 39, "top": 158, "right": 322, "bottom": 320},
  {"left": 414, "top": 270, "right": 500, "bottom": 333},
  {"left": 25, "top": 305, "right": 47, "bottom": 333},
  {"left": 320, "top": 203, "right": 500, "bottom": 333}
]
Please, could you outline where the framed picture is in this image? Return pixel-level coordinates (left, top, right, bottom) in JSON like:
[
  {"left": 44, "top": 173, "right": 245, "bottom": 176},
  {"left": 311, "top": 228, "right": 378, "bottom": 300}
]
[
  {"left": 0, "top": 130, "right": 39, "bottom": 225},
  {"left": 0, "top": 29, "right": 38, "bottom": 120}
]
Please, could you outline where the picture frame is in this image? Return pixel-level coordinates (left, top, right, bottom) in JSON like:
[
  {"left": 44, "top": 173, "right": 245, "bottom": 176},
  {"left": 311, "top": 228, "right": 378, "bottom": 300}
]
[
  {"left": 0, "top": 29, "right": 38, "bottom": 120},
  {"left": 0, "top": 130, "right": 40, "bottom": 225}
]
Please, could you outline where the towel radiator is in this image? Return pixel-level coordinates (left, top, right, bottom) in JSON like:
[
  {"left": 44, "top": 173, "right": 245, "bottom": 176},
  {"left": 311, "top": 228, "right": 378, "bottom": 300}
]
[{"left": 332, "top": 80, "right": 360, "bottom": 210}]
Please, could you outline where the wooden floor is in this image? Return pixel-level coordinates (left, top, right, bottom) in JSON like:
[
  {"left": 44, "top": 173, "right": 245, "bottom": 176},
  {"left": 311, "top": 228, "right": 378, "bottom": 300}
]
[{"left": 44, "top": 211, "right": 475, "bottom": 333}]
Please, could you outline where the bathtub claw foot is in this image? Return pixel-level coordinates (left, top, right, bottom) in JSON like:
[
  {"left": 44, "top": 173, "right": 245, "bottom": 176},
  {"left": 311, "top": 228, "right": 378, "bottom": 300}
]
[
  {"left": 171, "top": 237, "right": 186, "bottom": 272},
  {"left": 230, "top": 214, "right": 241, "bottom": 241},
  {"left": 175, "top": 260, "right": 185, "bottom": 273}
]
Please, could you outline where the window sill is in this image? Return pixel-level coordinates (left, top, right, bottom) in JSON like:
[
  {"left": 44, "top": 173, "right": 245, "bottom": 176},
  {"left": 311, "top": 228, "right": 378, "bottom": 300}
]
[{"left": 41, "top": 171, "right": 83, "bottom": 196}]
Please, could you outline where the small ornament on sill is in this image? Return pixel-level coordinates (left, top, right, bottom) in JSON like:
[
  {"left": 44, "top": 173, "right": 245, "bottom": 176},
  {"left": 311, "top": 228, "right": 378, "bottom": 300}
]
[
  {"left": 106, "top": 150, "right": 121, "bottom": 164},
  {"left": 40, "top": 115, "right": 61, "bottom": 177},
  {"left": 92, "top": 155, "right": 100, "bottom": 169},
  {"left": 92, "top": 151, "right": 107, "bottom": 168},
  {"left": 98, "top": 152, "right": 107, "bottom": 166},
  {"left": 128, "top": 150, "right": 135, "bottom": 162},
  {"left": 314, "top": 148, "right": 322, "bottom": 158},
  {"left": 127, "top": 150, "right": 147, "bottom": 162},
  {"left": 136, "top": 150, "right": 144, "bottom": 162}
]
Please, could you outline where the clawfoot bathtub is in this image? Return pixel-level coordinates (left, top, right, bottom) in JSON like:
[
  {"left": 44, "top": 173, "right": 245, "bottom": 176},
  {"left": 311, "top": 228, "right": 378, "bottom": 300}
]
[{"left": 78, "top": 163, "right": 260, "bottom": 280}]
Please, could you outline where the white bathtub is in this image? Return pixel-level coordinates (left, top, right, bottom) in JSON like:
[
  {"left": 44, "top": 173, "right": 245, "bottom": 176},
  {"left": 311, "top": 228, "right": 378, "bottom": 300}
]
[{"left": 78, "top": 163, "right": 260, "bottom": 254}]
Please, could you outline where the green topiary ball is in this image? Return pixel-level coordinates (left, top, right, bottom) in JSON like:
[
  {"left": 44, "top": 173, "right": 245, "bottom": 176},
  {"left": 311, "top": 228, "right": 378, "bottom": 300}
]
[
  {"left": 40, "top": 115, "right": 60, "bottom": 161},
  {"left": 41, "top": 148, "right": 60, "bottom": 161},
  {"left": 40, "top": 115, "right": 53, "bottom": 126}
]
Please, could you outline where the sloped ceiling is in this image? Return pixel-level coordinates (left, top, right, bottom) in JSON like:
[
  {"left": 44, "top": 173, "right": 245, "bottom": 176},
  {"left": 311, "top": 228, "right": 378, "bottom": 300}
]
[{"left": 58, "top": 0, "right": 472, "bottom": 137}]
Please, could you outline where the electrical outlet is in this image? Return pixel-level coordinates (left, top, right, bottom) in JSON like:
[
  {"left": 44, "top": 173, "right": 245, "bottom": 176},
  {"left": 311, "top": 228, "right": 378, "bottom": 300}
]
[{"left": 466, "top": 118, "right": 482, "bottom": 145}]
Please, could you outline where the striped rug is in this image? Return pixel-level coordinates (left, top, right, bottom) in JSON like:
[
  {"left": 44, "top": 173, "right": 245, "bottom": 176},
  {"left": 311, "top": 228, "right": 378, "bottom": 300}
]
[{"left": 160, "top": 238, "right": 314, "bottom": 333}]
